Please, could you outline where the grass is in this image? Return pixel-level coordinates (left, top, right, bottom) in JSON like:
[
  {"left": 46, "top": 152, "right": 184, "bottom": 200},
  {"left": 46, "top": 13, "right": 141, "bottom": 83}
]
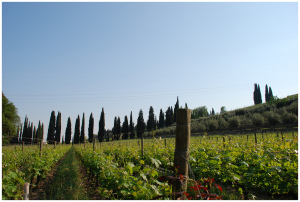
[{"left": 45, "top": 146, "right": 89, "bottom": 200}]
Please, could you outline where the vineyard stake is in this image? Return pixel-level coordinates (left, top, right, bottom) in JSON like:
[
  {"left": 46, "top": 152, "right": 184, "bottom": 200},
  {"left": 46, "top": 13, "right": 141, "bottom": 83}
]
[
  {"left": 93, "top": 139, "right": 95, "bottom": 151},
  {"left": 22, "top": 141, "right": 24, "bottom": 152},
  {"left": 165, "top": 139, "right": 167, "bottom": 147},
  {"left": 223, "top": 136, "right": 225, "bottom": 148},
  {"left": 40, "top": 140, "right": 42, "bottom": 158},
  {"left": 141, "top": 136, "right": 144, "bottom": 158},
  {"left": 173, "top": 109, "right": 191, "bottom": 198},
  {"left": 254, "top": 132, "right": 257, "bottom": 144},
  {"left": 24, "top": 182, "right": 30, "bottom": 200}
]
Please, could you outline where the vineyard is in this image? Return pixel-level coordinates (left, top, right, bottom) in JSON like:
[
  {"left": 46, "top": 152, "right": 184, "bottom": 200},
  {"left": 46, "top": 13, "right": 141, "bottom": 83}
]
[{"left": 3, "top": 129, "right": 297, "bottom": 200}]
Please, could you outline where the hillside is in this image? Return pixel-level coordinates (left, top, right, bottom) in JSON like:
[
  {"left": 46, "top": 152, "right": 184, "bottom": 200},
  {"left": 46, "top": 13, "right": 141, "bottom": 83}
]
[{"left": 145, "top": 94, "right": 298, "bottom": 137}]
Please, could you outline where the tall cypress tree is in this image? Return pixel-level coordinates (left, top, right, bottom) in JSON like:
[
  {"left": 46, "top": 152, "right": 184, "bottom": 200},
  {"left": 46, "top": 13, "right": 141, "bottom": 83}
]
[
  {"left": 122, "top": 115, "right": 129, "bottom": 139},
  {"left": 257, "top": 84, "right": 262, "bottom": 104},
  {"left": 74, "top": 115, "right": 80, "bottom": 144},
  {"left": 129, "top": 111, "right": 135, "bottom": 139},
  {"left": 170, "top": 106, "right": 174, "bottom": 124},
  {"left": 98, "top": 108, "right": 105, "bottom": 142},
  {"left": 269, "top": 87, "right": 273, "bottom": 100},
  {"left": 55, "top": 111, "right": 61, "bottom": 143},
  {"left": 88, "top": 113, "right": 94, "bottom": 143},
  {"left": 174, "top": 96, "right": 179, "bottom": 122},
  {"left": 106, "top": 129, "right": 110, "bottom": 142},
  {"left": 147, "top": 106, "right": 155, "bottom": 131},
  {"left": 265, "top": 84, "right": 269, "bottom": 102},
  {"left": 113, "top": 116, "right": 117, "bottom": 140},
  {"left": 47, "top": 111, "right": 56, "bottom": 144},
  {"left": 33, "top": 126, "right": 37, "bottom": 144},
  {"left": 137, "top": 109, "right": 145, "bottom": 138},
  {"left": 211, "top": 108, "right": 215, "bottom": 115},
  {"left": 117, "top": 117, "right": 121, "bottom": 140},
  {"left": 65, "top": 117, "right": 71, "bottom": 144},
  {"left": 159, "top": 109, "right": 164, "bottom": 129},
  {"left": 22, "top": 116, "right": 28, "bottom": 143},
  {"left": 80, "top": 113, "right": 85, "bottom": 143}
]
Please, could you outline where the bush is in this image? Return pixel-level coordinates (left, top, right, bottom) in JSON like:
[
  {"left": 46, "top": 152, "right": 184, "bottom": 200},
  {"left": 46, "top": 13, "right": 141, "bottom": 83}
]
[
  {"left": 281, "top": 111, "right": 298, "bottom": 126},
  {"left": 228, "top": 116, "right": 240, "bottom": 129},
  {"left": 191, "top": 122, "right": 206, "bottom": 133},
  {"left": 235, "top": 109, "right": 245, "bottom": 116},
  {"left": 207, "top": 119, "right": 218, "bottom": 131},
  {"left": 263, "top": 111, "right": 282, "bottom": 126},
  {"left": 240, "top": 116, "right": 252, "bottom": 129},
  {"left": 287, "top": 101, "right": 298, "bottom": 115},
  {"left": 218, "top": 117, "right": 229, "bottom": 130},
  {"left": 252, "top": 113, "right": 264, "bottom": 128}
]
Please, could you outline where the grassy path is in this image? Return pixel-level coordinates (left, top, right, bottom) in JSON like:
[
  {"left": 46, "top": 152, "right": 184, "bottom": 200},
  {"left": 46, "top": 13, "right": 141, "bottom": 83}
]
[{"left": 45, "top": 146, "right": 89, "bottom": 200}]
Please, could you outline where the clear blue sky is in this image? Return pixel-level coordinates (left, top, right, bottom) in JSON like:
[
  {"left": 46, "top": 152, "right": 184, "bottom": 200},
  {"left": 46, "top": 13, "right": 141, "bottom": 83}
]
[{"left": 2, "top": 2, "right": 298, "bottom": 141}]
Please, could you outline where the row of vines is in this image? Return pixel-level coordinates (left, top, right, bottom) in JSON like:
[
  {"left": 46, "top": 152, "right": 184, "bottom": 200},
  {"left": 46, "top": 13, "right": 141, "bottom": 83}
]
[
  {"left": 74, "top": 131, "right": 298, "bottom": 199},
  {"left": 2, "top": 144, "right": 71, "bottom": 199}
]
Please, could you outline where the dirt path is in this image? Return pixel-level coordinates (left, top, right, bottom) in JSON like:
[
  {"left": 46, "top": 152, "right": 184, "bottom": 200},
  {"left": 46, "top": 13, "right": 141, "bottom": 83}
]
[{"left": 29, "top": 146, "right": 102, "bottom": 200}]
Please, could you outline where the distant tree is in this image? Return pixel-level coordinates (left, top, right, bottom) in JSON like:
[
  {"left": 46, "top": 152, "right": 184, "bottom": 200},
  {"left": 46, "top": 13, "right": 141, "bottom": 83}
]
[
  {"left": 147, "top": 106, "right": 155, "bottom": 131},
  {"left": 122, "top": 115, "right": 129, "bottom": 139},
  {"left": 74, "top": 115, "right": 80, "bottom": 144},
  {"left": 174, "top": 96, "right": 179, "bottom": 122},
  {"left": 253, "top": 83, "right": 262, "bottom": 105},
  {"left": 220, "top": 106, "right": 227, "bottom": 114},
  {"left": 185, "top": 103, "right": 188, "bottom": 109},
  {"left": 22, "top": 116, "right": 28, "bottom": 143},
  {"left": 211, "top": 108, "right": 215, "bottom": 115},
  {"left": 88, "top": 113, "right": 94, "bottom": 143},
  {"left": 47, "top": 111, "right": 56, "bottom": 144},
  {"left": 33, "top": 126, "right": 37, "bottom": 144},
  {"left": 165, "top": 107, "right": 173, "bottom": 127},
  {"left": 29, "top": 122, "right": 33, "bottom": 144},
  {"left": 2, "top": 93, "right": 20, "bottom": 144},
  {"left": 36, "top": 120, "right": 43, "bottom": 143},
  {"left": 129, "top": 111, "right": 135, "bottom": 139},
  {"left": 106, "top": 129, "right": 110, "bottom": 142},
  {"left": 65, "top": 117, "right": 72, "bottom": 144},
  {"left": 117, "top": 117, "right": 121, "bottom": 139},
  {"left": 137, "top": 109, "right": 145, "bottom": 138},
  {"left": 55, "top": 111, "right": 61, "bottom": 143},
  {"left": 80, "top": 113, "right": 85, "bottom": 143},
  {"left": 98, "top": 108, "right": 105, "bottom": 142},
  {"left": 269, "top": 87, "right": 273, "bottom": 101},
  {"left": 265, "top": 84, "right": 269, "bottom": 102},
  {"left": 191, "top": 106, "right": 208, "bottom": 119},
  {"left": 158, "top": 109, "right": 164, "bottom": 128},
  {"left": 113, "top": 117, "right": 117, "bottom": 140},
  {"left": 170, "top": 106, "right": 174, "bottom": 124}
]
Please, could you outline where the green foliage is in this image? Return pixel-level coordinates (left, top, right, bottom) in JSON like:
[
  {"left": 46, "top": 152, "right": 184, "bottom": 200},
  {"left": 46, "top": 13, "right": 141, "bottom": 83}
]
[
  {"left": 147, "top": 106, "right": 155, "bottom": 131},
  {"left": 47, "top": 111, "right": 56, "bottom": 144},
  {"left": 88, "top": 113, "right": 94, "bottom": 143},
  {"left": 220, "top": 106, "right": 227, "bottom": 114},
  {"left": 98, "top": 108, "right": 105, "bottom": 142},
  {"left": 263, "top": 111, "right": 282, "bottom": 126},
  {"left": 228, "top": 116, "right": 240, "bottom": 129},
  {"left": 191, "top": 106, "right": 208, "bottom": 119},
  {"left": 55, "top": 112, "right": 61, "bottom": 143},
  {"left": 80, "top": 113, "right": 85, "bottom": 143},
  {"left": 65, "top": 117, "right": 72, "bottom": 144},
  {"left": 252, "top": 113, "right": 264, "bottom": 128},
  {"left": 74, "top": 115, "right": 80, "bottom": 144},
  {"left": 2, "top": 93, "right": 20, "bottom": 144},
  {"left": 208, "top": 119, "right": 219, "bottom": 131},
  {"left": 137, "top": 110, "right": 145, "bottom": 138}
]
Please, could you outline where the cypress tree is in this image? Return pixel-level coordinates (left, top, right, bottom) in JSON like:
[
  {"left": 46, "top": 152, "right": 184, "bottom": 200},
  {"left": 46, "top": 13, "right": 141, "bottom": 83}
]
[
  {"left": 212, "top": 108, "right": 215, "bottom": 115},
  {"left": 269, "top": 87, "right": 273, "bottom": 100},
  {"left": 33, "top": 126, "right": 37, "bottom": 144},
  {"left": 65, "top": 117, "right": 72, "bottom": 144},
  {"left": 147, "top": 106, "right": 155, "bottom": 131},
  {"left": 129, "top": 111, "right": 135, "bottom": 139},
  {"left": 22, "top": 116, "right": 28, "bottom": 143},
  {"left": 98, "top": 108, "right": 105, "bottom": 142},
  {"left": 74, "top": 115, "right": 80, "bottom": 144},
  {"left": 137, "top": 109, "right": 145, "bottom": 138},
  {"left": 88, "top": 113, "right": 94, "bottom": 143},
  {"left": 117, "top": 117, "right": 121, "bottom": 140},
  {"left": 257, "top": 84, "right": 262, "bottom": 104},
  {"left": 42, "top": 123, "right": 44, "bottom": 143},
  {"left": 185, "top": 103, "right": 188, "bottom": 109},
  {"left": 174, "top": 96, "right": 179, "bottom": 122},
  {"left": 159, "top": 109, "right": 165, "bottom": 129},
  {"left": 55, "top": 111, "right": 61, "bottom": 143},
  {"left": 253, "top": 83, "right": 258, "bottom": 105},
  {"left": 47, "top": 111, "right": 56, "bottom": 144},
  {"left": 122, "top": 115, "right": 129, "bottom": 139},
  {"left": 265, "top": 84, "right": 269, "bottom": 102},
  {"left": 80, "top": 113, "right": 85, "bottom": 143},
  {"left": 106, "top": 129, "right": 110, "bottom": 142},
  {"left": 170, "top": 106, "right": 174, "bottom": 124},
  {"left": 29, "top": 122, "right": 33, "bottom": 144},
  {"left": 113, "top": 116, "right": 117, "bottom": 140}
]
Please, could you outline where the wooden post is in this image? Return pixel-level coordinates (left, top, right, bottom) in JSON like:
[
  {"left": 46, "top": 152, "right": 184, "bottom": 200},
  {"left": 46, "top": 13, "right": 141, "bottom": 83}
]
[
  {"left": 223, "top": 136, "right": 225, "bottom": 148},
  {"left": 254, "top": 132, "right": 257, "bottom": 144},
  {"left": 24, "top": 182, "right": 30, "bottom": 200},
  {"left": 22, "top": 141, "right": 24, "bottom": 152},
  {"left": 165, "top": 139, "right": 167, "bottom": 147},
  {"left": 84, "top": 138, "right": 85, "bottom": 148},
  {"left": 93, "top": 139, "right": 95, "bottom": 151},
  {"left": 40, "top": 140, "right": 43, "bottom": 158},
  {"left": 281, "top": 132, "right": 284, "bottom": 141},
  {"left": 173, "top": 109, "right": 191, "bottom": 198},
  {"left": 141, "top": 136, "right": 144, "bottom": 158}
]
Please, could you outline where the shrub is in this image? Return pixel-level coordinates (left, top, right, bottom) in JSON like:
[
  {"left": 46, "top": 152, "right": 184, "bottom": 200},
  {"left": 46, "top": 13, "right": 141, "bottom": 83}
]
[
  {"left": 235, "top": 109, "right": 245, "bottom": 116},
  {"left": 240, "top": 116, "right": 252, "bottom": 129},
  {"left": 228, "top": 116, "right": 240, "bottom": 129},
  {"left": 281, "top": 111, "right": 298, "bottom": 126},
  {"left": 263, "top": 111, "right": 282, "bottom": 126},
  {"left": 252, "top": 113, "right": 264, "bottom": 128},
  {"left": 218, "top": 117, "right": 229, "bottom": 130},
  {"left": 207, "top": 119, "right": 218, "bottom": 131},
  {"left": 287, "top": 101, "right": 298, "bottom": 115},
  {"left": 191, "top": 122, "right": 206, "bottom": 133}
]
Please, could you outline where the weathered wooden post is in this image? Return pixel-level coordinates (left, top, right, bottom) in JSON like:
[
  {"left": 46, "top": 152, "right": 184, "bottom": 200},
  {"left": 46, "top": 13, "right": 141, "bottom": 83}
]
[
  {"left": 141, "top": 136, "right": 144, "bottom": 158},
  {"left": 165, "top": 139, "right": 167, "bottom": 147},
  {"left": 223, "top": 136, "right": 226, "bottom": 148},
  {"left": 173, "top": 109, "right": 191, "bottom": 198},
  {"left": 22, "top": 141, "right": 24, "bottom": 152},
  {"left": 24, "top": 182, "right": 30, "bottom": 200},
  {"left": 93, "top": 138, "right": 95, "bottom": 151},
  {"left": 40, "top": 140, "right": 43, "bottom": 158},
  {"left": 254, "top": 132, "right": 257, "bottom": 144}
]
